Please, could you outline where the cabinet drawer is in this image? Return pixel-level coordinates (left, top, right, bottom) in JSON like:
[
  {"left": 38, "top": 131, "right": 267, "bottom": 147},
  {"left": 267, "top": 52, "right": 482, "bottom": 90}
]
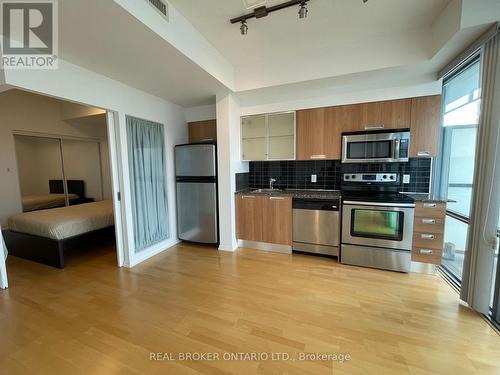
[
  {"left": 412, "top": 247, "right": 443, "bottom": 264},
  {"left": 413, "top": 216, "right": 445, "bottom": 234},
  {"left": 413, "top": 232, "right": 444, "bottom": 249},
  {"left": 415, "top": 202, "right": 446, "bottom": 218}
]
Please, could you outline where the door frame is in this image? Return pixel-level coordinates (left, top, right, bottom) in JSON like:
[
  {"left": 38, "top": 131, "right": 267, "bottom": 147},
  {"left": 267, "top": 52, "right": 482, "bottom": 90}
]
[
  {"left": 0, "top": 230, "right": 8, "bottom": 289},
  {"left": 106, "top": 111, "right": 129, "bottom": 267}
]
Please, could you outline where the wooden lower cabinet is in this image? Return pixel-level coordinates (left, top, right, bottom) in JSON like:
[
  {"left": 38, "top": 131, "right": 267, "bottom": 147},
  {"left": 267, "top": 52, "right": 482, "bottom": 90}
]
[
  {"left": 236, "top": 194, "right": 263, "bottom": 242},
  {"left": 188, "top": 119, "right": 217, "bottom": 143},
  {"left": 411, "top": 202, "right": 446, "bottom": 264},
  {"left": 236, "top": 194, "right": 292, "bottom": 246},
  {"left": 262, "top": 196, "right": 292, "bottom": 245}
]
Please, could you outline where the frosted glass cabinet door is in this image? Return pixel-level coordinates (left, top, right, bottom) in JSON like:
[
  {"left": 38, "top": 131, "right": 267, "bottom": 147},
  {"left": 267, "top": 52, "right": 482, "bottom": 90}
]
[
  {"left": 242, "top": 115, "right": 267, "bottom": 161},
  {"left": 268, "top": 112, "right": 295, "bottom": 160}
]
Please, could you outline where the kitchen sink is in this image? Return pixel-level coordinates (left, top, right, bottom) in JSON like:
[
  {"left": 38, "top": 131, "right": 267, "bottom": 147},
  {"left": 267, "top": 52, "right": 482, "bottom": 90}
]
[{"left": 251, "top": 189, "right": 282, "bottom": 193}]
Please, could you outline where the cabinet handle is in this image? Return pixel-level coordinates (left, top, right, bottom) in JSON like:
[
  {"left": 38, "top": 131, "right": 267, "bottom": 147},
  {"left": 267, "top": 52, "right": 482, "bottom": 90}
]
[
  {"left": 423, "top": 203, "right": 436, "bottom": 208},
  {"left": 417, "top": 151, "right": 430, "bottom": 157},
  {"left": 241, "top": 195, "right": 256, "bottom": 199},
  {"left": 269, "top": 196, "right": 285, "bottom": 200},
  {"left": 419, "top": 249, "right": 434, "bottom": 255},
  {"left": 310, "top": 154, "right": 326, "bottom": 159},
  {"left": 421, "top": 234, "right": 435, "bottom": 240},
  {"left": 201, "top": 137, "right": 214, "bottom": 141},
  {"left": 365, "top": 124, "right": 384, "bottom": 130},
  {"left": 422, "top": 218, "right": 436, "bottom": 224}
]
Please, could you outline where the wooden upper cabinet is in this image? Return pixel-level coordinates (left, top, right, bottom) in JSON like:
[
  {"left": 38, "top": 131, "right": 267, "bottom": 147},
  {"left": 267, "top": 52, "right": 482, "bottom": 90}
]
[
  {"left": 262, "top": 196, "right": 292, "bottom": 245},
  {"left": 410, "top": 95, "right": 442, "bottom": 158},
  {"left": 188, "top": 119, "right": 217, "bottom": 143},
  {"left": 360, "top": 98, "right": 412, "bottom": 131},
  {"left": 236, "top": 194, "right": 263, "bottom": 242},
  {"left": 296, "top": 108, "right": 341, "bottom": 160},
  {"left": 330, "top": 104, "right": 361, "bottom": 133}
]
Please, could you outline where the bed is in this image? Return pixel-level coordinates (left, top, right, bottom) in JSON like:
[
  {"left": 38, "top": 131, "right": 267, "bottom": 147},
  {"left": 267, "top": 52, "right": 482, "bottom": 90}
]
[
  {"left": 4, "top": 200, "right": 115, "bottom": 269},
  {"left": 22, "top": 193, "right": 80, "bottom": 212},
  {"left": 21, "top": 180, "right": 86, "bottom": 212}
]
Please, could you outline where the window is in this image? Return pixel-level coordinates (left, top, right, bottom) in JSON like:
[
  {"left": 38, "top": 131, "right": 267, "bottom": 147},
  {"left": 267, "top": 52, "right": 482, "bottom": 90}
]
[{"left": 437, "top": 58, "right": 481, "bottom": 285}]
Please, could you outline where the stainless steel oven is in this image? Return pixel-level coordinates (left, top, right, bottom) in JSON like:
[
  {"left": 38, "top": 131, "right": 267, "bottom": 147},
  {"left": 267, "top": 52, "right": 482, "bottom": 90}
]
[
  {"left": 342, "top": 130, "right": 410, "bottom": 163},
  {"left": 342, "top": 201, "right": 414, "bottom": 250},
  {"left": 341, "top": 200, "right": 415, "bottom": 272}
]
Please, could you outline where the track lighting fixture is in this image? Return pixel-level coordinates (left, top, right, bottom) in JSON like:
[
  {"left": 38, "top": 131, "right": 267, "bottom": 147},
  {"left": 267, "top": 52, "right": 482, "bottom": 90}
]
[
  {"left": 240, "top": 19, "right": 248, "bottom": 35},
  {"left": 231, "top": 0, "right": 310, "bottom": 34},
  {"left": 298, "top": 1, "right": 308, "bottom": 19}
]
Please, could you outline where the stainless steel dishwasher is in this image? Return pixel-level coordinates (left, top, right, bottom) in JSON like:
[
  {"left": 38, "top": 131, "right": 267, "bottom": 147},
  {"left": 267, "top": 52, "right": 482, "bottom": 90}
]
[{"left": 292, "top": 198, "right": 340, "bottom": 256}]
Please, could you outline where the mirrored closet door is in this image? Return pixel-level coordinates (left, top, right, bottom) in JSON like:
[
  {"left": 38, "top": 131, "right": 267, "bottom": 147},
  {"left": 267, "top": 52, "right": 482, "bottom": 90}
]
[{"left": 14, "top": 134, "right": 104, "bottom": 212}]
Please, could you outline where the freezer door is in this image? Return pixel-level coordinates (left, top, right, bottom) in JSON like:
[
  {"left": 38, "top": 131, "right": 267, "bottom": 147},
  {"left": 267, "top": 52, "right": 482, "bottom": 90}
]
[
  {"left": 176, "top": 182, "right": 218, "bottom": 244},
  {"left": 175, "top": 144, "right": 216, "bottom": 177}
]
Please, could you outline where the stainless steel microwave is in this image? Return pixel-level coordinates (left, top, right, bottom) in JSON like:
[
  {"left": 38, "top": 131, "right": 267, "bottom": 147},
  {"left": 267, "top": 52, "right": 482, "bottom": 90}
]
[{"left": 341, "top": 130, "right": 410, "bottom": 163}]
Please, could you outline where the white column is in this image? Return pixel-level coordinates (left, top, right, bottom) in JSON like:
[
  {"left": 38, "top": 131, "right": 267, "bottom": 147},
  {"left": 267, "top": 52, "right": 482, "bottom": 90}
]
[{"left": 216, "top": 93, "right": 248, "bottom": 251}]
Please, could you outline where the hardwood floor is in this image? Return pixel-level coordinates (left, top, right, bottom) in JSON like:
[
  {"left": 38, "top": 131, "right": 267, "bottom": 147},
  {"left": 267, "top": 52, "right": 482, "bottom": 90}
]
[{"left": 1, "top": 243, "right": 499, "bottom": 374}]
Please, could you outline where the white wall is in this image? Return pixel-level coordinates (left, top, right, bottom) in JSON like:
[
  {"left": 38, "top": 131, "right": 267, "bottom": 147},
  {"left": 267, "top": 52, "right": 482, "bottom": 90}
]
[
  {"left": 237, "top": 66, "right": 442, "bottom": 115},
  {"left": 185, "top": 104, "right": 216, "bottom": 122},
  {"left": 2, "top": 58, "right": 187, "bottom": 267},
  {"left": 0, "top": 90, "right": 112, "bottom": 224}
]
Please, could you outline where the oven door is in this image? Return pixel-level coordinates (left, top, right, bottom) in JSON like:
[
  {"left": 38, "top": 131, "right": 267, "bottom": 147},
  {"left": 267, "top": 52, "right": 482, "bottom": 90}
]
[{"left": 342, "top": 202, "right": 415, "bottom": 251}]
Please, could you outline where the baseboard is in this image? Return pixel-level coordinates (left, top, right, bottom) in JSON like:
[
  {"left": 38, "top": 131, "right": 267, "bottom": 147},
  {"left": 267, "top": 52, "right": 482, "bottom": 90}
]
[
  {"left": 411, "top": 261, "right": 437, "bottom": 274},
  {"left": 218, "top": 242, "right": 237, "bottom": 252},
  {"left": 238, "top": 240, "right": 292, "bottom": 254}
]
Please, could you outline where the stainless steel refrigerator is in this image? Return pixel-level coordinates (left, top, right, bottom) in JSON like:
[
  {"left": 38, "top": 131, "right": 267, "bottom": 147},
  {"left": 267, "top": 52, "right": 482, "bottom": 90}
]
[{"left": 175, "top": 143, "right": 218, "bottom": 245}]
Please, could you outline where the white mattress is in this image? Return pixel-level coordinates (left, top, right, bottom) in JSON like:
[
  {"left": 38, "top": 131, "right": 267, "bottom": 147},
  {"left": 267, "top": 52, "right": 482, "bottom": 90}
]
[
  {"left": 22, "top": 193, "right": 79, "bottom": 212},
  {"left": 8, "top": 200, "right": 114, "bottom": 240}
]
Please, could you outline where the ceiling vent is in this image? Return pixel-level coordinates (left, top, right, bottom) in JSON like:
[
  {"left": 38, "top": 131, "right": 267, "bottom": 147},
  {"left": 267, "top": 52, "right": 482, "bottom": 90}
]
[
  {"left": 146, "top": 0, "right": 169, "bottom": 21},
  {"left": 243, "top": 0, "right": 267, "bottom": 10}
]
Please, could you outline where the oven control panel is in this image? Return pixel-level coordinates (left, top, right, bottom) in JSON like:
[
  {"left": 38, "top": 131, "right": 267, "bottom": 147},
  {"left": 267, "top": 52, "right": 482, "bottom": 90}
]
[{"left": 343, "top": 173, "right": 398, "bottom": 182}]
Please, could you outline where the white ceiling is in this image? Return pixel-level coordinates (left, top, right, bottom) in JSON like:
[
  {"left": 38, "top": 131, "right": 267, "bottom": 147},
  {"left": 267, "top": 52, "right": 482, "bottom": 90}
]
[
  {"left": 170, "top": 0, "right": 449, "bottom": 65},
  {"left": 169, "top": 0, "right": 451, "bottom": 90},
  {"left": 57, "top": 0, "right": 229, "bottom": 107},
  {"left": 53, "top": 0, "right": 498, "bottom": 106}
]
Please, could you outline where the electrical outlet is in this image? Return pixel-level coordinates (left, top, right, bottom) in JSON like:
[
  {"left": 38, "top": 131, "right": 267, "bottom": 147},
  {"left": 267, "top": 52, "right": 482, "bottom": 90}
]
[
  {"left": 403, "top": 174, "right": 410, "bottom": 184},
  {"left": 311, "top": 174, "right": 317, "bottom": 183}
]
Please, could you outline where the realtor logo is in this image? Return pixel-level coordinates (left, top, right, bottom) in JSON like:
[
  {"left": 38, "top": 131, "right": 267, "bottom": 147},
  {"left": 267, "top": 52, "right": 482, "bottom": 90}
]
[{"left": 1, "top": 0, "right": 58, "bottom": 69}]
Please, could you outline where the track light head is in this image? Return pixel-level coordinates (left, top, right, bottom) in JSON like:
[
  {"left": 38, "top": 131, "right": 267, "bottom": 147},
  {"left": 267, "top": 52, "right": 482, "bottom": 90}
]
[
  {"left": 298, "top": 1, "right": 308, "bottom": 19},
  {"left": 240, "top": 19, "right": 248, "bottom": 35}
]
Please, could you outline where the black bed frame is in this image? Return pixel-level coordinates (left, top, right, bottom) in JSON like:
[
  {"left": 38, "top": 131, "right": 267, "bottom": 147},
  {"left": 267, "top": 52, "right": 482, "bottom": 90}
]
[{"left": 3, "top": 226, "right": 115, "bottom": 269}]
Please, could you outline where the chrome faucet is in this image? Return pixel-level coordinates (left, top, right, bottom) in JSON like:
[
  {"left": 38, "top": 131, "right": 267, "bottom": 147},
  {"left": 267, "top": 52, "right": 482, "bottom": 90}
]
[{"left": 269, "top": 178, "right": 277, "bottom": 190}]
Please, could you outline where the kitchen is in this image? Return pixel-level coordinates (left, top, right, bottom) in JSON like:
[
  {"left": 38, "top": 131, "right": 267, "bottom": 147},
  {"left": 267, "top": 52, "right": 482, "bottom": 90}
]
[{"left": 177, "top": 95, "right": 449, "bottom": 274}]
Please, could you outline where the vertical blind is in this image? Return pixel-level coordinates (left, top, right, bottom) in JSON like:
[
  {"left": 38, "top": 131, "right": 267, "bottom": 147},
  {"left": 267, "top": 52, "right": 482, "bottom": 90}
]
[{"left": 126, "top": 116, "right": 169, "bottom": 252}]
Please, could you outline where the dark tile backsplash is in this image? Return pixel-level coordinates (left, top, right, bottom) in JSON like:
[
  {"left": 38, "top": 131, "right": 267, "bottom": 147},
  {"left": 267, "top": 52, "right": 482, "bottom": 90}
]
[
  {"left": 235, "top": 172, "right": 249, "bottom": 192},
  {"left": 248, "top": 158, "right": 431, "bottom": 193}
]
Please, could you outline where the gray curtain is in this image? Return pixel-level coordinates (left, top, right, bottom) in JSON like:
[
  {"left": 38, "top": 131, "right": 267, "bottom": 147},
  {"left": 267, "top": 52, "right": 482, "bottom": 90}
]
[
  {"left": 126, "top": 116, "right": 169, "bottom": 252},
  {"left": 460, "top": 32, "right": 500, "bottom": 314}
]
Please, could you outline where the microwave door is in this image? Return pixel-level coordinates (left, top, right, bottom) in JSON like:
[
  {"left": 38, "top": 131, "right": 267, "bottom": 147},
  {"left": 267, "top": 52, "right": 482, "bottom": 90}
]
[{"left": 344, "top": 140, "right": 394, "bottom": 163}]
